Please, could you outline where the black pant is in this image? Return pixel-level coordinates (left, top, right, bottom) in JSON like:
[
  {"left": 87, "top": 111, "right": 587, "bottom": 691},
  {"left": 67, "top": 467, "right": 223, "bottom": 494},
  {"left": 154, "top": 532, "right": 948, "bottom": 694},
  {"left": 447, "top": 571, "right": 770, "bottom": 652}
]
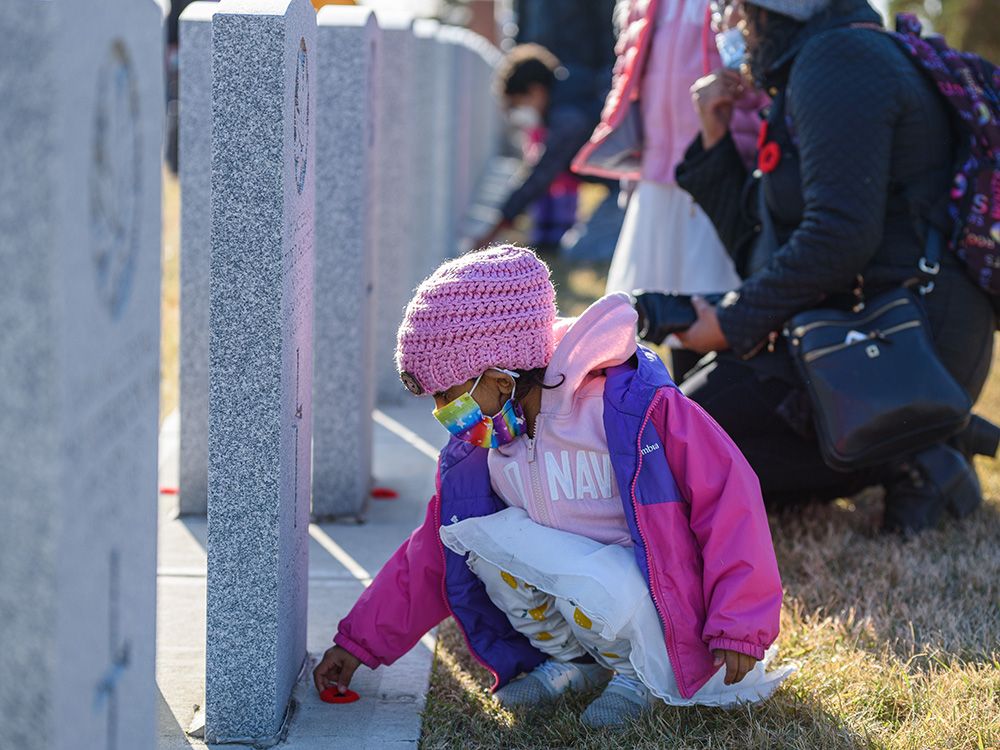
[{"left": 681, "top": 268, "right": 995, "bottom": 509}]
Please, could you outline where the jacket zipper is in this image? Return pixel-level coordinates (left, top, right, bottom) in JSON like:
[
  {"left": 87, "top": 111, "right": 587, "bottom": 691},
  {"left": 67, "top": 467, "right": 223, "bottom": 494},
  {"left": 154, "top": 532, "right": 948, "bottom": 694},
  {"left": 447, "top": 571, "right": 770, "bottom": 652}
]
[
  {"left": 802, "top": 320, "right": 921, "bottom": 363},
  {"left": 629, "top": 390, "right": 690, "bottom": 695},
  {"left": 433, "top": 493, "right": 501, "bottom": 689},
  {"left": 790, "top": 296, "right": 910, "bottom": 339},
  {"left": 525, "top": 417, "right": 552, "bottom": 528}
]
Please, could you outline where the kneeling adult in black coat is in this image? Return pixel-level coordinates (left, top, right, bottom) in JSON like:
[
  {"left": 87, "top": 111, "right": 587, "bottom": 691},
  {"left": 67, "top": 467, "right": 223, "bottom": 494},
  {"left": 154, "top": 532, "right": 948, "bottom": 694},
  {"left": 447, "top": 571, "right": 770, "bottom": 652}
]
[{"left": 672, "top": 0, "right": 996, "bottom": 531}]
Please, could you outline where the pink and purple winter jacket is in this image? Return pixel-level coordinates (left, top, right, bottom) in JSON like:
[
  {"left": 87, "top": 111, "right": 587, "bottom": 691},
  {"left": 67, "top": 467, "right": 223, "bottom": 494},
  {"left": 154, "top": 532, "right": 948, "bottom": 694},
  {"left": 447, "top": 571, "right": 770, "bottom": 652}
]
[
  {"left": 488, "top": 295, "right": 647, "bottom": 547},
  {"left": 334, "top": 296, "right": 783, "bottom": 699},
  {"left": 572, "top": 0, "right": 767, "bottom": 182}
]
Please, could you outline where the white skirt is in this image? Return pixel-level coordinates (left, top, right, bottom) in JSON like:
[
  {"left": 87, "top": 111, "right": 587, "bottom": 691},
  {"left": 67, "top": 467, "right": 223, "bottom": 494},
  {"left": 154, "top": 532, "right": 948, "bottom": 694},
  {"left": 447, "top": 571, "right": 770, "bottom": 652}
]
[
  {"left": 440, "top": 507, "right": 794, "bottom": 707},
  {"left": 606, "top": 180, "right": 741, "bottom": 297}
]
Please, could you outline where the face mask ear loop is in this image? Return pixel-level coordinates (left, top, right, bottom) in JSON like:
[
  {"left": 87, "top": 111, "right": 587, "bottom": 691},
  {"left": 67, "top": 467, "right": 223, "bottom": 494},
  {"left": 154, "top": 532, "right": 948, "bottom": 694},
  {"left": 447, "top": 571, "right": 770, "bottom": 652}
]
[{"left": 468, "top": 372, "right": 485, "bottom": 398}]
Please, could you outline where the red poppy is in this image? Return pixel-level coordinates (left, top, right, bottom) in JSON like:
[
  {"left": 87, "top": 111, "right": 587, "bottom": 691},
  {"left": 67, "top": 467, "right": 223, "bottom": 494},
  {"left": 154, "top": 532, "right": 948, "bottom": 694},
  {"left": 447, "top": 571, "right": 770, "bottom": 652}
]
[
  {"left": 320, "top": 687, "right": 360, "bottom": 704},
  {"left": 758, "top": 141, "right": 781, "bottom": 173},
  {"left": 756, "top": 121, "right": 769, "bottom": 150}
]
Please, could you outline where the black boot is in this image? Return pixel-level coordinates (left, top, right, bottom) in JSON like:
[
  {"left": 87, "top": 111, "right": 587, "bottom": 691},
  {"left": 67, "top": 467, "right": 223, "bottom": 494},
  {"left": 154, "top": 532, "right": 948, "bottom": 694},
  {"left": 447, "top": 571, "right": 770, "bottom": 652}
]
[
  {"left": 883, "top": 444, "right": 982, "bottom": 535},
  {"left": 949, "top": 414, "right": 1000, "bottom": 460}
]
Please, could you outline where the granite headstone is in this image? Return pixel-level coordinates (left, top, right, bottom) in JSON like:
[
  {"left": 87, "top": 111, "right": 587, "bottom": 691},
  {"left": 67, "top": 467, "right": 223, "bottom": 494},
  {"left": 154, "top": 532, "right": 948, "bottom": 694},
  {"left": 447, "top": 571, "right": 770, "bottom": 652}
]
[
  {"left": 478, "top": 37, "right": 503, "bottom": 185},
  {"left": 312, "top": 5, "right": 380, "bottom": 519},
  {"left": 413, "top": 19, "right": 452, "bottom": 269},
  {"left": 436, "top": 26, "right": 469, "bottom": 254},
  {"left": 206, "top": 0, "right": 315, "bottom": 742},
  {"left": 372, "top": 12, "right": 417, "bottom": 405},
  {"left": 445, "top": 27, "right": 475, "bottom": 237},
  {"left": 178, "top": 1, "right": 218, "bottom": 516},
  {"left": 467, "top": 32, "right": 502, "bottom": 208},
  {"left": 408, "top": 18, "right": 443, "bottom": 279},
  {"left": 0, "top": 1, "right": 163, "bottom": 748}
]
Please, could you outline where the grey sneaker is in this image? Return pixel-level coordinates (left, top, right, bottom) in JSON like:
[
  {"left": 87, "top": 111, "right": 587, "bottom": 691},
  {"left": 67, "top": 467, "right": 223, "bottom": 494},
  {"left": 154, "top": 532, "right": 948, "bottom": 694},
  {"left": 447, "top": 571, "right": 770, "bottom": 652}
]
[
  {"left": 494, "top": 659, "right": 611, "bottom": 708},
  {"left": 580, "top": 674, "right": 658, "bottom": 729}
]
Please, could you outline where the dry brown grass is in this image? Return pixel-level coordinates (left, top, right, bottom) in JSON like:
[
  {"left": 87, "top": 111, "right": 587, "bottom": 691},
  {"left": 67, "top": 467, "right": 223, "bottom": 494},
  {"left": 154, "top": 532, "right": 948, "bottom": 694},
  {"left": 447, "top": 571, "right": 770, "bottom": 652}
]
[
  {"left": 421, "top": 247, "right": 1000, "bottom": 750},
  {"left": 161, "top": 169, "right": 180, "bottom": 426}
]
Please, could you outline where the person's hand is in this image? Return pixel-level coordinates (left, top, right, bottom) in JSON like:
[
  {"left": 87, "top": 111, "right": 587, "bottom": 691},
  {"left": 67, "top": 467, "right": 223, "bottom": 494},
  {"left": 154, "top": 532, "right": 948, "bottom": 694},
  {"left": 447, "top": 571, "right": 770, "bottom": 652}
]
[
  {"left": 691, "top": 69, "right": 745, "bottom": 149},
  {"left": 313, "top": 646, "right": 361, "bottom": 696},
  {"left": 713, "top": 648, "right": 758, "bottom": 685},
  {"left": 723, "top": 0, "right": 746, "bottom": 31},
  {"left": 676, "top": 296, "right": 729, "bottom": 353}
]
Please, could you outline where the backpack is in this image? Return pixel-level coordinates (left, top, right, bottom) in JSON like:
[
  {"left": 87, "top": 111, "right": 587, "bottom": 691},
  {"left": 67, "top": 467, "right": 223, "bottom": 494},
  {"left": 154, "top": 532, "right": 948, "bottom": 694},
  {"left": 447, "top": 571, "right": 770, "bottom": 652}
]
[{"left": 888, "top": 13, "right": 1000, "bottom": 295}]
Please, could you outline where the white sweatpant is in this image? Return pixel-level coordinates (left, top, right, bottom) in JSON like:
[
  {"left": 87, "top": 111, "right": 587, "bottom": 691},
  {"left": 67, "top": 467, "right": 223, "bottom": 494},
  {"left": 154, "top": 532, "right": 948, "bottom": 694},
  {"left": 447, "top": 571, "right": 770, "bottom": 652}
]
[
  {"left": 468, "top": 553, "right": 637, "bottom": 678},
  {"left": 444, "top": 508, "right": 794, "bottom": 706}
]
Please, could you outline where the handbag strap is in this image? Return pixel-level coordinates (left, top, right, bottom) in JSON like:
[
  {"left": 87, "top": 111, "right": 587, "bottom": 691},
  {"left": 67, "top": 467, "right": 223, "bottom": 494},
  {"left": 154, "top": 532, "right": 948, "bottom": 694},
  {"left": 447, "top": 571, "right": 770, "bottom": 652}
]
[
  {"left": 750, "top": 172, "right": 781, "bottom": 275},
  {"left": 918, "top": 226, "right": 943, "bottom": 295}
]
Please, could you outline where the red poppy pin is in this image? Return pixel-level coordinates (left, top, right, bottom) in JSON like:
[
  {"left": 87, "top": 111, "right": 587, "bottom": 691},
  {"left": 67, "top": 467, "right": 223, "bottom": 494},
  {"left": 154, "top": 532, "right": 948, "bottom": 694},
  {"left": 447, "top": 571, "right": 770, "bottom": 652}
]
[{"left": 758, "top": 141, "right": 781, "bottom": 173}]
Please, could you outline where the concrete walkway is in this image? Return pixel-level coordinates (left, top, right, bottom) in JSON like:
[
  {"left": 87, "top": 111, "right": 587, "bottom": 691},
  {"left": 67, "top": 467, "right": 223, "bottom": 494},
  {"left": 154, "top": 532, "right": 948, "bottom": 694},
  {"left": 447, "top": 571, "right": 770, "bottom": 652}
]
[{"left": 156, "top": 401, "right": 446, "bottom": 749}]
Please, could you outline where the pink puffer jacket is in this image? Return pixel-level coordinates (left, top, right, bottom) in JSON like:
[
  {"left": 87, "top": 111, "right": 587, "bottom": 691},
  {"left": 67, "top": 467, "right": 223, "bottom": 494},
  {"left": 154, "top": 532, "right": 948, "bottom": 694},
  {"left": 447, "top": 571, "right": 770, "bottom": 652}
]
[{"left": 572, "top": 0, "right": 766, "bottom": 182}]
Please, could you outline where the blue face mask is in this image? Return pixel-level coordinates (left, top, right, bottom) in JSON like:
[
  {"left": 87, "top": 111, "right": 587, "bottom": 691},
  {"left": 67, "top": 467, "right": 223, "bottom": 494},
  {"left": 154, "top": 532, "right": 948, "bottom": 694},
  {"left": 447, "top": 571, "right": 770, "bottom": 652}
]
[{"left": 716, "top": 28, "right": 747, "bottom": 70}]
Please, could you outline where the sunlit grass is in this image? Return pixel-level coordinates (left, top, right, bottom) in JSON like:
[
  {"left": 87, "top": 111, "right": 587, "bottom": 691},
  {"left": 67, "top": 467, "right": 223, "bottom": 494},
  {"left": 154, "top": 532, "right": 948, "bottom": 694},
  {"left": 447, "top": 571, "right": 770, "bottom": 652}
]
[{"left": 160, "top": 169, "right": 180, "bottom": 426}]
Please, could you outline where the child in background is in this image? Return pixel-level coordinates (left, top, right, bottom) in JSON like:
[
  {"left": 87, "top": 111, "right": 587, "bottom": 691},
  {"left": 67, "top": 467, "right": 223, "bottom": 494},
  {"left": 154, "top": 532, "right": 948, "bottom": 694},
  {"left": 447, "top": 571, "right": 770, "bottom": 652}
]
[
  {"left": 573, "top": 0, "right": 765, "bottom": 378},
  {"left": 314, "top": 246, "right": 792, "bottom": 728}
]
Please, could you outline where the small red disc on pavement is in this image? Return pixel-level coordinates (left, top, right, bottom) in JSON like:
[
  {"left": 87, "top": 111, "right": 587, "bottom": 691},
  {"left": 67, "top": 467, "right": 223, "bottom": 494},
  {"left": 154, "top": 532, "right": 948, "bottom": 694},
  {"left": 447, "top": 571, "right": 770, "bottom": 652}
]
[
  {"left": 371, "top": 487, "right": 399, "bottom": 500},
  {"left": 320, "top": 688, "right": 360, "bottom": 704}
]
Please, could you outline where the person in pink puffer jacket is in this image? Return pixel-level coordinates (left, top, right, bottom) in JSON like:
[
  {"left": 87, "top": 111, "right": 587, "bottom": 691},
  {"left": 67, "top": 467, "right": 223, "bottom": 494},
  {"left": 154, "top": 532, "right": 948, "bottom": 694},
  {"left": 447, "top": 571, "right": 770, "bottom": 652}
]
[
  {"left": 314, "top": 246, "right": 792, "bottom": 729},
  {"left": 574, "top": 0, "right": 766, "bottom": 379}
]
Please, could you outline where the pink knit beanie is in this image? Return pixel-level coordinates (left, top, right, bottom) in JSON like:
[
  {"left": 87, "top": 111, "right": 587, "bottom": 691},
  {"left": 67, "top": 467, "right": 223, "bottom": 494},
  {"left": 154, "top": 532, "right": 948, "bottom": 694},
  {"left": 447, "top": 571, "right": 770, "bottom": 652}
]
[{"left": 396, "top": 245, "right": 557, "bottom": 395}]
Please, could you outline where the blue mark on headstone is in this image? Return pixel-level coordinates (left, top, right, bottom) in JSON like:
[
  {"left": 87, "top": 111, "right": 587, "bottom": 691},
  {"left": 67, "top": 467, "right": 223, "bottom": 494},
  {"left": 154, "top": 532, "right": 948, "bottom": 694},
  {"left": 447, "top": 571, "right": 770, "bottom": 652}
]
[{"left": 90, "top": 40, "right": 142, "bottom": 320}]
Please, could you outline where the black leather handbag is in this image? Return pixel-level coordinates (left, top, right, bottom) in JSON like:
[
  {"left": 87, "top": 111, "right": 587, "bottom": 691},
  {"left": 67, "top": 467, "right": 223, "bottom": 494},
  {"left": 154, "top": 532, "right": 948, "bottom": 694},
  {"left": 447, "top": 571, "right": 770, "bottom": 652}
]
[{"left": 785, "top": 284, "right": 970, "bottom": 471}]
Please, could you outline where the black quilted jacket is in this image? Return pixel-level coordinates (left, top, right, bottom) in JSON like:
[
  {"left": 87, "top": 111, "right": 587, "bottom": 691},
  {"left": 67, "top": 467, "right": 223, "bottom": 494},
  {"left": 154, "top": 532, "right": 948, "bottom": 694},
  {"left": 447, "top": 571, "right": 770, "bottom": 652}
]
[{"left": 676, "top": 0, "right": 971, "bottom": 357}]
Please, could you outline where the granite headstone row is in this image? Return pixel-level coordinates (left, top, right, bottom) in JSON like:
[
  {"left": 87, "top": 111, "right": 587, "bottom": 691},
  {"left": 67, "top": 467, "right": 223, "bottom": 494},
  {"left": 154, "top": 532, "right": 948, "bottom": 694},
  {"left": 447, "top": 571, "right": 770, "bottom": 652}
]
[
  {"left": 179, "top": 5, "right": 503, "bottom": 521},
  {"left": 176, "top": 1, "right": 504, "bottom": 742},
  {"left": 1, "top": 0, "right": 502, "bottom": 745}
]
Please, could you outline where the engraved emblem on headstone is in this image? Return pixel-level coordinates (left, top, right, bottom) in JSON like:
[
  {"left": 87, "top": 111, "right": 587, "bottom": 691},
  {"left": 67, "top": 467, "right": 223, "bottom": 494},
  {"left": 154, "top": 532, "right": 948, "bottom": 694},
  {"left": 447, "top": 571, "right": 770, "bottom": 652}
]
[
  {"left": 293, "top": 38, "right": 310, "bottom": 195},
  {"left": 90, "top": 41, "right": 142, "bottom": 319}
]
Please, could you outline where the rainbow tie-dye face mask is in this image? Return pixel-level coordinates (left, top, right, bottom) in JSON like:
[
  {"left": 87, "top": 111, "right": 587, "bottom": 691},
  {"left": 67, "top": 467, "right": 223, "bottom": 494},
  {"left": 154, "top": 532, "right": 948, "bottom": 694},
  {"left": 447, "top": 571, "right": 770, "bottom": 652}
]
[{"left": 433, "top": 370, "right": 528, "bottom": 449}]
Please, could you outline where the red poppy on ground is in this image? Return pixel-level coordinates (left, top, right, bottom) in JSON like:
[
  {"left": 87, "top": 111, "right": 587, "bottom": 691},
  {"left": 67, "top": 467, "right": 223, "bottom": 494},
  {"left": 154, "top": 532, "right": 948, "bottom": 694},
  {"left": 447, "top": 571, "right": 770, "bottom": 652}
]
[
  {"left": 320, "top": 687, "right": 360, "bottom": 704},
  {"left": 758, "top": 141, "right": 781, "bottom": 173}
]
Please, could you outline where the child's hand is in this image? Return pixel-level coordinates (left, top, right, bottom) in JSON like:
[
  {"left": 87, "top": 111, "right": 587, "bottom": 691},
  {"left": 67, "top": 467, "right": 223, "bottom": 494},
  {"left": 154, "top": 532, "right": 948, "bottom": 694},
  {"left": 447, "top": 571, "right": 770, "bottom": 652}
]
[
  {"left": 313, "top": 646, "right": 361, "bottom": 696},
  {"left": 712, "top": 649, "right": 757, "bottom": 685}
]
